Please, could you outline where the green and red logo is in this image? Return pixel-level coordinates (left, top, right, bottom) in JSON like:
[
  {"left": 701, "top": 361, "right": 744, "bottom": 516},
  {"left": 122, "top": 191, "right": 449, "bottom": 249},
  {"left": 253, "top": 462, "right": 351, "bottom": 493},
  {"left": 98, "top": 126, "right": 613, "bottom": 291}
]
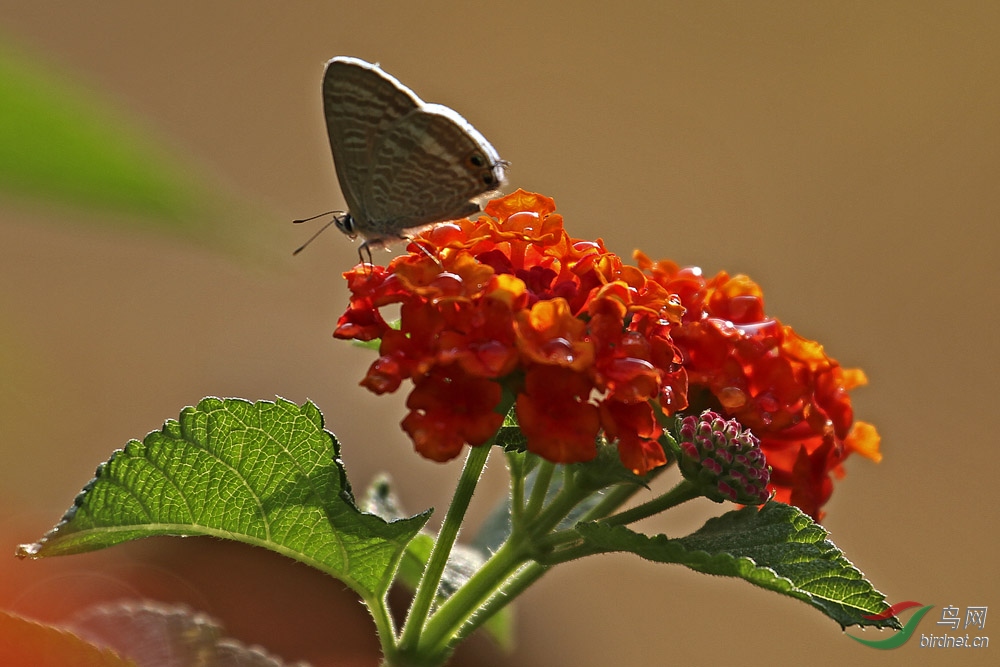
[{"left": 848, "top": 601, "right": 934, "bottom": 649}]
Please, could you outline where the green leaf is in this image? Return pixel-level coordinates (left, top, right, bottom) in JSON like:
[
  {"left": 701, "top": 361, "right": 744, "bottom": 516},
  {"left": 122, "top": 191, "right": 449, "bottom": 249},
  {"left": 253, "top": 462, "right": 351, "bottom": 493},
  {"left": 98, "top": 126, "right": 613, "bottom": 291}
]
[
  {"left": 16, "top": 397, "right": 429, "bottom": 603},
  {"left": 0, "top": 42, "right": 234, "bottom": 241},
  {"left": 577, "top": 502, "right": 900, "bottom": 630},
  {"left": 495, "top": 407, "right": 528, "bottom": 454}
]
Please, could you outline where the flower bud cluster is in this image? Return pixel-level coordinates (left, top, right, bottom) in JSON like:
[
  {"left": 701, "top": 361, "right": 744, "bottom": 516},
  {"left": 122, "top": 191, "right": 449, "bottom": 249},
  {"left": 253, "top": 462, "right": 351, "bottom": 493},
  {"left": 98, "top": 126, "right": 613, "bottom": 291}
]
[{"left": 677, "top": 411, "right": 770, "bottom": 505}]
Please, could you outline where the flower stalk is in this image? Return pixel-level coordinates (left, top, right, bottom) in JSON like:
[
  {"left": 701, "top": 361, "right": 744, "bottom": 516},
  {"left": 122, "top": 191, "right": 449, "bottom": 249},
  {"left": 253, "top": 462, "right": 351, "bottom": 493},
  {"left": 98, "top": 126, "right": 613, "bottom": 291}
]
[
  {"left": 331, "top": 190, "right": 887, "bottom": 665},
  {"left": 396, "top": 443, "right": 493, "bottom": 655}
]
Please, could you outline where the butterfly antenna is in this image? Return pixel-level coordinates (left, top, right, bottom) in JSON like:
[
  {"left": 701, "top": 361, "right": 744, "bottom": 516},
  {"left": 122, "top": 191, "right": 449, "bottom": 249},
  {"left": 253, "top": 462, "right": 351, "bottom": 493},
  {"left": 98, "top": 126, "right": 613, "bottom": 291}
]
[
  {"left": 292, "top": 213, "right": 342, "bottom": 255},
  {"left": 292, "top": 210, "right": 339, "bottom": 224}
]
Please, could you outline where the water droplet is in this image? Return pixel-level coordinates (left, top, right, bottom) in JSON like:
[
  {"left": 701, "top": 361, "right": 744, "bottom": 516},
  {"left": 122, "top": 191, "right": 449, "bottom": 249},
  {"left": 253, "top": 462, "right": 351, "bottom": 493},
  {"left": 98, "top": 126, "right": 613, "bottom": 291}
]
[
  {"left": 719, "top": 387, "right": 747, "bottom": 409},
  {"left": 541, "top": 337, "right": 576, "bottom": 364}
]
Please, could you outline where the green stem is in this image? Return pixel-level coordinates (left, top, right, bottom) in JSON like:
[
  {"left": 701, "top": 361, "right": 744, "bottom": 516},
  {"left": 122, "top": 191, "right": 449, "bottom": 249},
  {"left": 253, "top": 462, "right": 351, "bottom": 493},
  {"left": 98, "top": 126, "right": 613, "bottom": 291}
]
[
  {"left": 522, "top": 459, "right": 555, "bottom": 520},
  {"left": 524, "top": 467, "right": 587, "bottom": 539},
  {"left": 530, "top": 479, "right": 704, "bottom": 567},
  {"left": 532, "top": 538, "right": 601, "bottom": 566},
  {"left": 518, "top": 468, "right": 657, "bottom": 563},
  {"left": 452, "top": 559, "right": 549, "bottom": 642},
  {"left": 507, "top": 452, "right": 526, "bottom": 528},
  {"left": 417, "top": 538, "right": 527, "bottom": 659},
  {"left": 450, "top": 468, "right": 653, "bottom": 646},
  {"left": 601, "top": 478, "right": 701, "bottom": 527},
  {"left": 579, "top": 475, "right": 655, "bottom": 523},
  {"left": 415, "top": 465, "right": 590, "bottom": 659},
  {"left": 397, "top": 443, "right": 492, "bottom": 653},
  {"left": 365, "top": 592, "right": 400, "bottom": 664}
]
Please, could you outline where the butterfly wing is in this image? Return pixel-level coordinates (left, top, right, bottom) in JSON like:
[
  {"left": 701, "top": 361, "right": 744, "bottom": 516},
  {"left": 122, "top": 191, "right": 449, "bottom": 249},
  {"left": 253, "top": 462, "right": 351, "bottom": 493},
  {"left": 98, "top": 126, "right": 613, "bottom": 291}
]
[
  {"left": 363, "top": 103, "right": 506, "bottom": 238},
  {"left": 322, "top": 57, "right": 423, "bottom": 223}
]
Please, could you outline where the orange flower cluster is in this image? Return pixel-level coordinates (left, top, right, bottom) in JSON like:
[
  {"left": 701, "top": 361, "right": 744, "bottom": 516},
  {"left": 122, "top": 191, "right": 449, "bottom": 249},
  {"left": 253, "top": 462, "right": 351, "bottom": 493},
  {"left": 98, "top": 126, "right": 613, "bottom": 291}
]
[
  {"left": 636, "top": 255, "right": 882, "bottom": 519},
  {"left": 334, "top": 190, "right": 687, "bottom": 473},
  {"left": 334, "top": 190, "right": 881, "bottom": 519}
]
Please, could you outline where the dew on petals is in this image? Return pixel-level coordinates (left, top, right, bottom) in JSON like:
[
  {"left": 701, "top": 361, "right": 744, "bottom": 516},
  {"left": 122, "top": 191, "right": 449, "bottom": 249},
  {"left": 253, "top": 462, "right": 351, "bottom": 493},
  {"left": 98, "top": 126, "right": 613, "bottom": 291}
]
[
  {"left": 573, "top": 241, "right": 602, "bottom": 252},
  {"left": 735, "top": 319, "right": 779, "bottom": 337},
  {"left": 540, "top": 337, "right": 577, "bottom": 364},
  {"left": 718, "top": 386, "right": 747, "bottom": 409},
  {"left": 506, "top": 211, "right": 540, "bottom": 231},
  {"left": 430, "top": 272, "right": 464, "bottom": 296}
]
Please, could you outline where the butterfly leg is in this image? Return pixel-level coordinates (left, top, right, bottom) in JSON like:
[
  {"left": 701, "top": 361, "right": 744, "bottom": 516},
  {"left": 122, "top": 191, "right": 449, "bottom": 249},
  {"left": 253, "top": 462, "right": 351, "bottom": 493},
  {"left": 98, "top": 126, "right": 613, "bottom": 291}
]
[{"left": 357, "top": 241, "right": 375, "bottom": 270}]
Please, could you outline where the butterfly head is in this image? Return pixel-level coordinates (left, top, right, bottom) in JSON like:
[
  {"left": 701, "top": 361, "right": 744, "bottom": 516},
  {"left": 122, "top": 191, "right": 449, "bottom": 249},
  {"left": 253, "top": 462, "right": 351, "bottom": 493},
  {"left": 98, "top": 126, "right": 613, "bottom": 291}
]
[
  {"left": 334, "top": 212, "right": 358, "bottom": 239},
  {"left": 466, "top": 152, "right": 508, "bottom": 191}
]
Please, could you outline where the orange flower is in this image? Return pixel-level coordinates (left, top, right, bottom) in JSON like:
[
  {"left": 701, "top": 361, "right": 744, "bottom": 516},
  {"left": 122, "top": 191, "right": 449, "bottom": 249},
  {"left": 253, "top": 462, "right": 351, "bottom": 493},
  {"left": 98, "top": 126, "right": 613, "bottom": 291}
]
[
  {"left": 335, "top": 191, "right": 686, "bottom": 472},
  {"left": 514, "top": 299, "right": 594, "bottom": 371},
  {"left": 636, "top": 253, "right": 881, "bottom": 520},
  {"left": 334, "top": 191, "right": 880, "bottom": 517}
]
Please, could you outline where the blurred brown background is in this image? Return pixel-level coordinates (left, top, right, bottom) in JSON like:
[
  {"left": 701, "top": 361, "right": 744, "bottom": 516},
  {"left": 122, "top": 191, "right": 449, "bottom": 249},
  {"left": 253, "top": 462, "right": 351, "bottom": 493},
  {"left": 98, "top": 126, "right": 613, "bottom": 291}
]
[{"left": 1, "top": 2, "right": 997, "bottom": 666}]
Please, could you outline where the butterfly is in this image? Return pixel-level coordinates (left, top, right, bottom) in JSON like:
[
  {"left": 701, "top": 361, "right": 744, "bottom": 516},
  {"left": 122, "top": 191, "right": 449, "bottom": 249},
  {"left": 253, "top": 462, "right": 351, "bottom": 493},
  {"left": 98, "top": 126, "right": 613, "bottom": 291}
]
[{"left": 300, "top": 56, "right": 507, "bottom": 263}]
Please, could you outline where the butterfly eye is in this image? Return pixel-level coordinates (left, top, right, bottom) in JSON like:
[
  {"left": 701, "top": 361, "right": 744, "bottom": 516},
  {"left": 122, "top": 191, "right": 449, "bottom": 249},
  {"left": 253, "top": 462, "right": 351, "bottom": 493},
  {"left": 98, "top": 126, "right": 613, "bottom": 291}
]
[{"left": 334, "top": 214, "right": 357, "bottom": 235}]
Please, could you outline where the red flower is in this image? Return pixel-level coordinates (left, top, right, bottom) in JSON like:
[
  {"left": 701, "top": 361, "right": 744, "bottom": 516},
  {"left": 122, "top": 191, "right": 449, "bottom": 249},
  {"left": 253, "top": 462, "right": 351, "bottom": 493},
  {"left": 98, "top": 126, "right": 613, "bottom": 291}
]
[
  {"left": 401, "top": 365, "right": 504, "bottom": 462},
  {"left": 335, "top": 191, "right": 686, "bottom": 473},
  {"left": 516, "top": 366, "right": 601, "bottom": 463},
  {"left": 636, "top": 253, "right": 882, "bottom": 520},
  {"left": 334, "top": 191, "right": 881, "bottom": 517},
  {"left": 600, "top": 399, "right": 667, "bottom": 475}
]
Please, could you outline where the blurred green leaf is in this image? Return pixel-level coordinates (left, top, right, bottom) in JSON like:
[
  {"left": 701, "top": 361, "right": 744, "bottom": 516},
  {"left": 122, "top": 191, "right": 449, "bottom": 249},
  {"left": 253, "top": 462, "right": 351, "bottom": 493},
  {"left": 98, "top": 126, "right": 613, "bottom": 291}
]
[
  {"left": 17, "top": 397, "right": 429, "bottom": 603},
  {"left": 0, "top": 609, "right": 135, "bottom": 667},
  {"left": 0, "top": 41, "right": 226, "bottom": 236}
]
